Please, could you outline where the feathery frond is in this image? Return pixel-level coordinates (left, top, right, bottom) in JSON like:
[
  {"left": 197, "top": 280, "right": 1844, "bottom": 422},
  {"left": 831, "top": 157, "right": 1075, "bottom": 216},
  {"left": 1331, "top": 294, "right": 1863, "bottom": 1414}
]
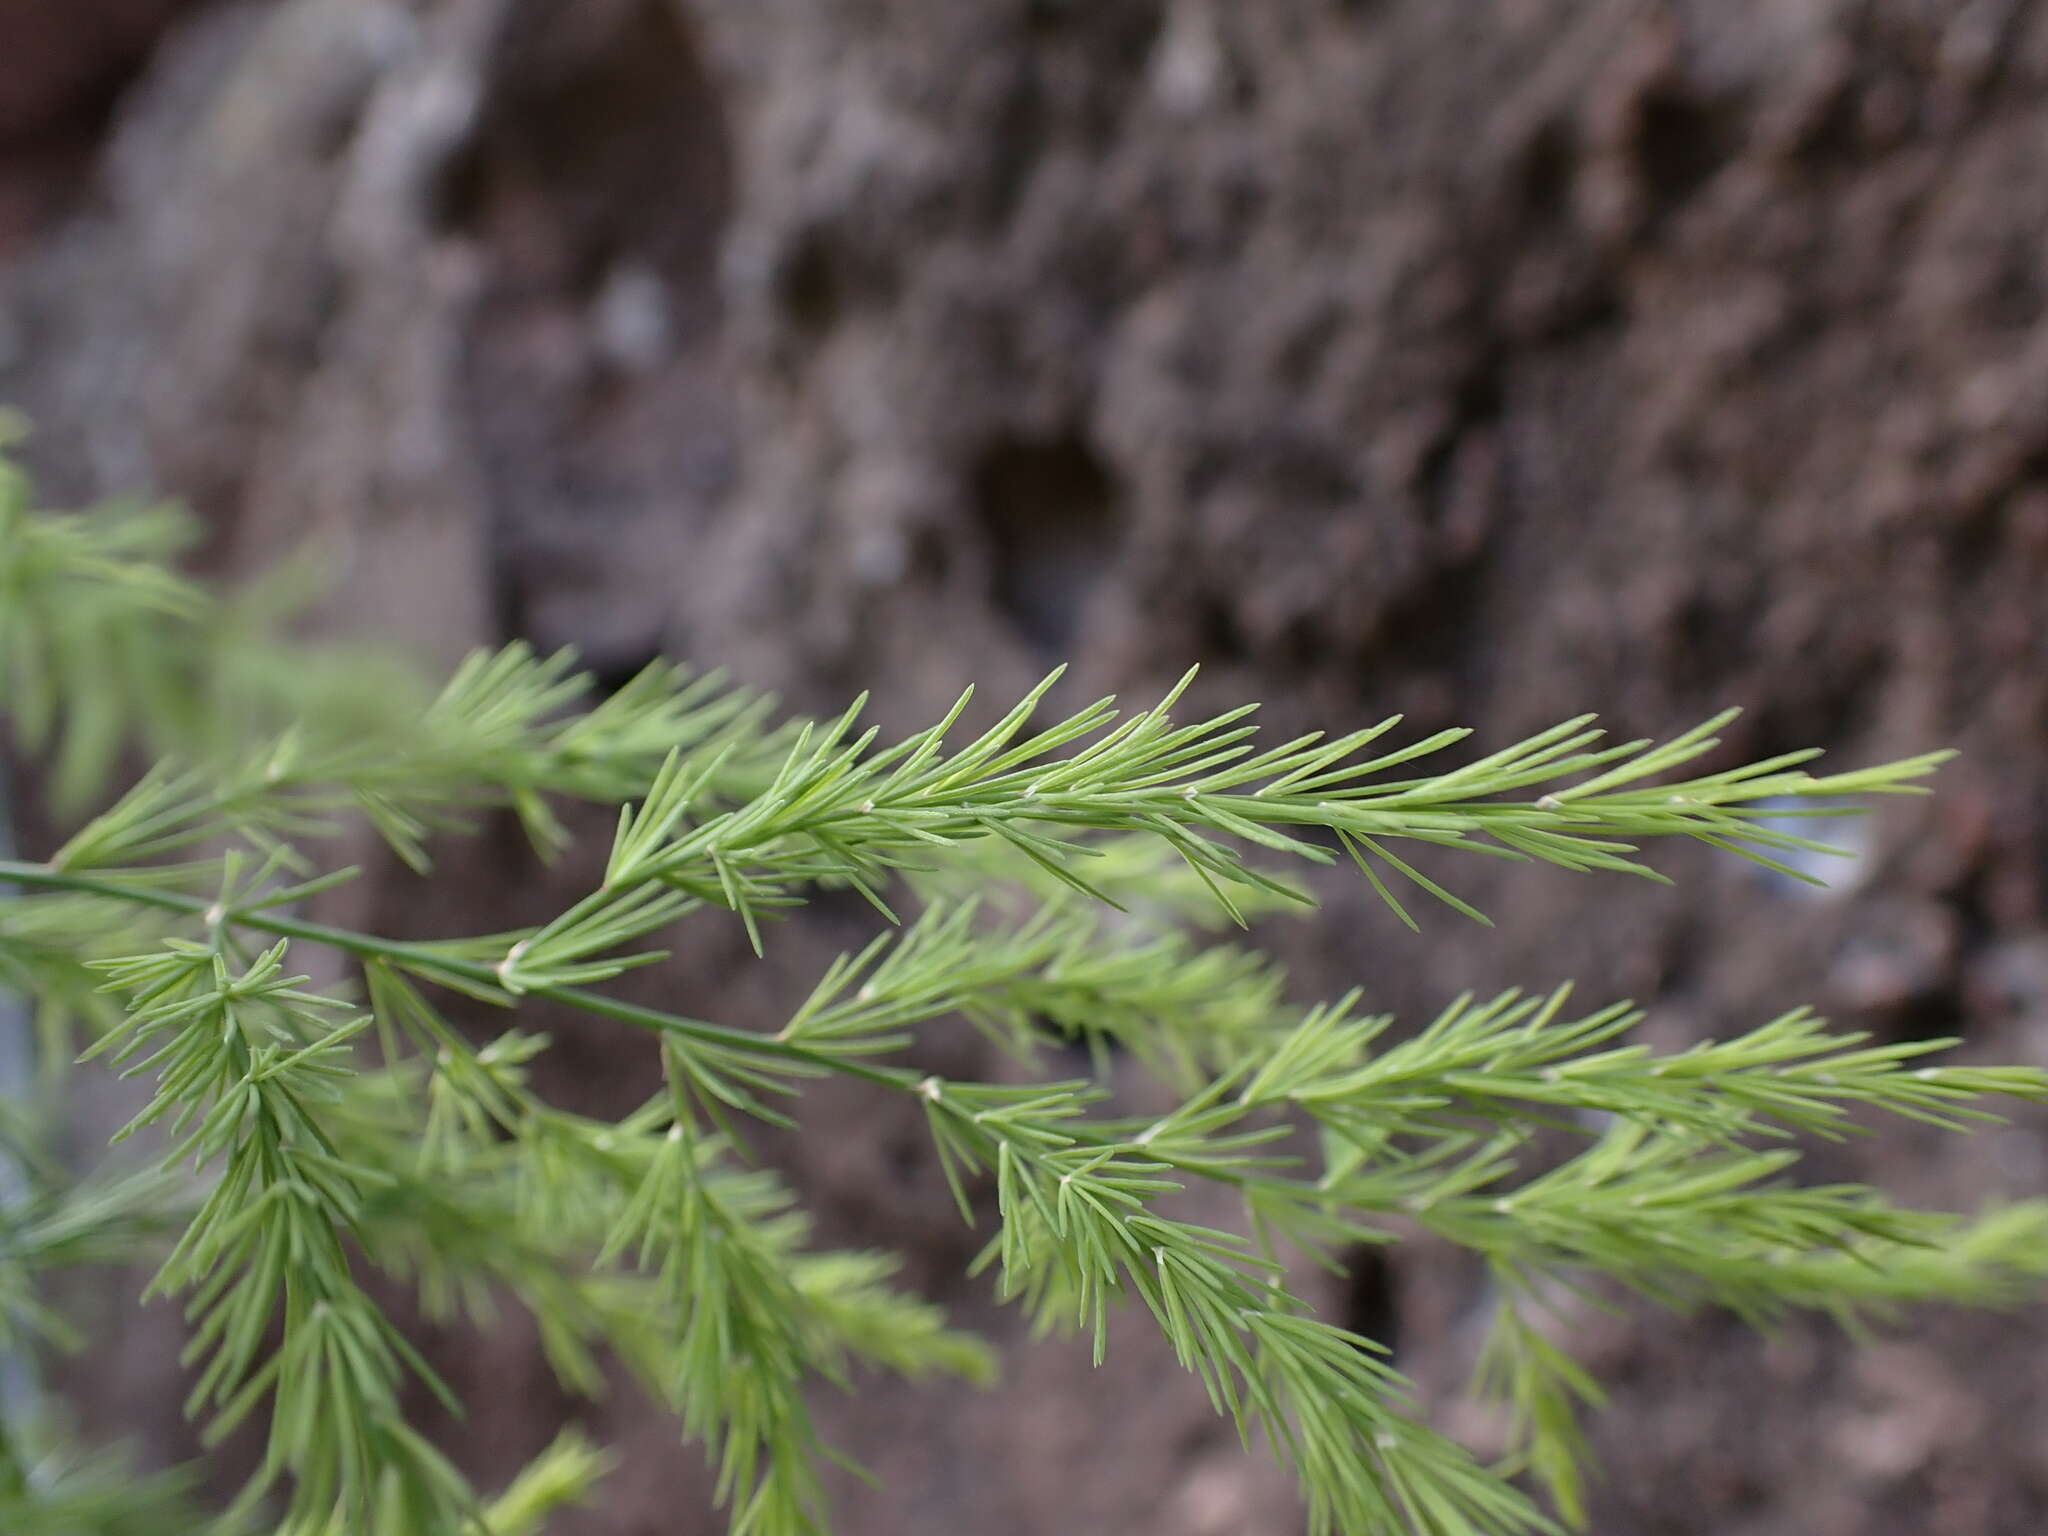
[{"left": 0, "top": 439, "right": 2040, "bottom": 1535}]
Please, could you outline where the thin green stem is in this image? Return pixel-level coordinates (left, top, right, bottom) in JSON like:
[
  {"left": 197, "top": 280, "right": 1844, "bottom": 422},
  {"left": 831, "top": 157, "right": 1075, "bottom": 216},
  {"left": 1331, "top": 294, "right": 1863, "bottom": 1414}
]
[
  {"left": 0, "top": 859, "right": 876, "bottom": 1075},
  {"left": 0, "top": 859, "right": 1324, "bottom": 1204}
]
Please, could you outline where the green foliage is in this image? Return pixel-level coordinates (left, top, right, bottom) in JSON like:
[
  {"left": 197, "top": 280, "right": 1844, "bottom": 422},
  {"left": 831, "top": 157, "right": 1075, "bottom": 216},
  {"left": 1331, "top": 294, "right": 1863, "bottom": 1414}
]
[{"left": 2, "top": 439, "right": 2046, "bottom": 1535}]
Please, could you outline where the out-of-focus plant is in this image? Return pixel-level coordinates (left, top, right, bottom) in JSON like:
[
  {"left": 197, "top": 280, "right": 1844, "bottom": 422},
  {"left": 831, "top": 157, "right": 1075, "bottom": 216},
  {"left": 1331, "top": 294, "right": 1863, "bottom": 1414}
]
[{"left": 2, "top": 431, "right": 2045, "bottom": 1535}]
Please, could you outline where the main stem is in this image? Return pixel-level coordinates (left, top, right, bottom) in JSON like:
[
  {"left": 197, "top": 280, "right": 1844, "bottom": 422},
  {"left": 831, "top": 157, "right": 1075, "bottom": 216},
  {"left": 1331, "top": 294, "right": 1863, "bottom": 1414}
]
[
  {"left": 0, "top": 859, "right": 1304, "bottom": 1201},
  {"left": 0, "top": 858, "right": 902, "bottom": 1090}
]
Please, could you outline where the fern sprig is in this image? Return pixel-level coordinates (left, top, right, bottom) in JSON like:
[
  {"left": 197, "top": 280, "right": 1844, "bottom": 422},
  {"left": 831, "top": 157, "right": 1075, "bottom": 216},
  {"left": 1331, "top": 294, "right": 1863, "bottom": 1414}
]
[
  {"left": 2, "top": 465, "right": 2043, "bottom": 1536},
  {"left": 83, "top": 938, "right": 476, "bottom": 1532}
]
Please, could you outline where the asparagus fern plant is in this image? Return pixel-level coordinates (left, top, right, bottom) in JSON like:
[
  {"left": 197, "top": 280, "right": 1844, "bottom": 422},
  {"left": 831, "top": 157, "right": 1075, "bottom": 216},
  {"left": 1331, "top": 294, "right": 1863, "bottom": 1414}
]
[{"left": 3, "top": 430, "right": 2046, "bottom": 1535}]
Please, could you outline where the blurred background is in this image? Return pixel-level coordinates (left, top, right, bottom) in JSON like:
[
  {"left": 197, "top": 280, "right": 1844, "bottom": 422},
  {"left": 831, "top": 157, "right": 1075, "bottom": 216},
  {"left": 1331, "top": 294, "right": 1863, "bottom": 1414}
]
[{"left": 4, "top": 1, "right": 2048, "bottom": 1532}]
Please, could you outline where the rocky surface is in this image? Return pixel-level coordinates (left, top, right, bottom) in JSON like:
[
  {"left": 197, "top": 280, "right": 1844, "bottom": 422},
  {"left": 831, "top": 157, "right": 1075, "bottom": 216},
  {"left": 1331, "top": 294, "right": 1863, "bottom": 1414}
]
[{"left": 6, "top": 1, "right": 2048, "bottom": 1531}]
